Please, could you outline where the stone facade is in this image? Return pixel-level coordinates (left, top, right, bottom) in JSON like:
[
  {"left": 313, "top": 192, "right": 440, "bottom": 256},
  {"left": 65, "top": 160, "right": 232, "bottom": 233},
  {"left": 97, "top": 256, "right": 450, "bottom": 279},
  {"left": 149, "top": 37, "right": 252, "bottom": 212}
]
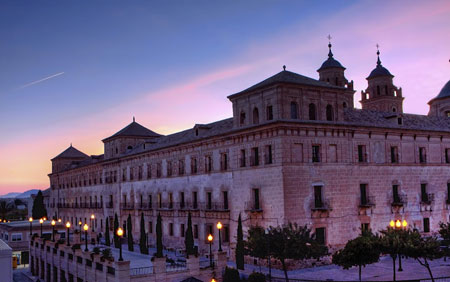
[{"left": 45, "top": 45, "right": 450, "bottom": 259}]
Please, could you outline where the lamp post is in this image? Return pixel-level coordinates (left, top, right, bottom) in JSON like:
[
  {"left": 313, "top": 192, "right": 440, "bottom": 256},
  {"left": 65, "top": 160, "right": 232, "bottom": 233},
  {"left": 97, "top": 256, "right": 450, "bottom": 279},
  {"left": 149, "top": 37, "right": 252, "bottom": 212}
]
[
  {"left": 51, "top": 220, "right": 56, "bottom": 242},
  {"left": 390, "top": 219, "right": 407, "bottom": 272},
  {"left": 91, "top": 214, "right": 95, "bottom": 233},
  {"left": 79, "top": 221, "right": 82, "bottom": 241},
  {"left": 265, "top": 229, "right": 272, "bottom": 282},
  {"left": 117, "top": 227, "right": 124, "bottom": 261},
  {"left": 216, "top": 222, "right": 223, "bottom": 252},
  {"left": 66, "top": 222, "right": 71, "bottom": 246},
  {"left": 83, "top": 224, "right": 89, "bottom": 251},
  {"left": 207, "top": 234, "right": 213, "bottom": 267},
  {"left": 29, "top": 217, "right": 33, "bottom": 236},
  {"left": 39, "top": 218, "right": 44, "bottom": 237}
]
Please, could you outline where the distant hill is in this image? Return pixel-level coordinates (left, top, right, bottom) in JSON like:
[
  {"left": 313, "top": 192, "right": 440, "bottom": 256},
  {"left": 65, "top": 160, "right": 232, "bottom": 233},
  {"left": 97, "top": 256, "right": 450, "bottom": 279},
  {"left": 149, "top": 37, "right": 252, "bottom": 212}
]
[{"left": 0, "top": 189, "right": 39, "bottom": 199}]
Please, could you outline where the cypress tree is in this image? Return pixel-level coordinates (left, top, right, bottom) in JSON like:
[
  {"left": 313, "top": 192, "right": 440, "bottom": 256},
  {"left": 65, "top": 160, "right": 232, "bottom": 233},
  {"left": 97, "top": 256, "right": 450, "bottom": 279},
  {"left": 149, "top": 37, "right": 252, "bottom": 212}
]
[
  {"left": 139, "top": 213, "right": 148, "bottom": 254},
  {"left": 184, "top": 212, "right": 195, "bottom": 257},
  {"left": 127, "top": 214, "right": 134, "bottom": 251},
  {"left": 236, "top": 213, "right": 245, "bottom": 270},
  {"left": 155, "top": 213, "right": 163, "bottom": 258},
  {"left": 105, "top": 218, "right": 111, "bottom": 246},
  {"left": 114, "top": 213, "right": 120, "bottom": 248},
  {"left": 32, "top": 191, "right": 48, "bottom": 219}
]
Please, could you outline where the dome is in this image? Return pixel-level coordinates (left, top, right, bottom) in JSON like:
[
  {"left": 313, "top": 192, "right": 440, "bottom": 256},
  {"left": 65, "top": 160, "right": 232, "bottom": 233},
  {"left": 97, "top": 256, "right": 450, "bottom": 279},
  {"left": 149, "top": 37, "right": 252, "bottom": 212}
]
[
  {"left": 434, "top": 80, "right": 450, "bottom": 100},
  {"left": 367, "top": 64, "right": 393, "bottom": 79},
  {"left": 317, "top": 43, "right": 345, "bottom": 72}
]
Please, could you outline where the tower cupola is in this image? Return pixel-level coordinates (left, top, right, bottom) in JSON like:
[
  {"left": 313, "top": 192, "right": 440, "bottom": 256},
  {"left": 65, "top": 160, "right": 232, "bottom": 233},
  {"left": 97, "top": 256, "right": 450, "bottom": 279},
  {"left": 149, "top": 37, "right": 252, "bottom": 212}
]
[
  {"left": 360, "top": 46, "right": 404, "bottom": 113},
  {"left": 317, "top": 36, "right": 352, "bottom": 89}
]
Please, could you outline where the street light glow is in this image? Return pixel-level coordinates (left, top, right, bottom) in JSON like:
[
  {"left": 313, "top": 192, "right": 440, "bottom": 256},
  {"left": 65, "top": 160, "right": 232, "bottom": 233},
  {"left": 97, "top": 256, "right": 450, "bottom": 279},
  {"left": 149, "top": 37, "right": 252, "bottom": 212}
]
[
  {"left": 39, "top": 219, "right": 44, "bottom": 224},
  {"left": 389, "top": 220, "right": 395, "bottom": 227},
  {"left": 207, "top": 234, "right": 213, "bottom": 242},
  {"left": 402, "top": 219, "right": 408, "bottom": 227},
  {"left": 216, "top": 222, "right": 222, "bottom": 230},
  {"left": 66, "top": 222, "right": 71, "bottom": 228},
  {"left": 29, "top": 217, "right": 33, "bottom": 222},
  {"left": 91, "top": 214, "right": 95, "bottom": 219},
  {"left": 51, "top": 220, "right": 56, "bottom": 226},
  {"left": 117, "top": 227, "right": 124, "bottom": 237},
  {"left": 395, "top": 220, "right": 401, "bottom": 228},
  {"left": 83, "top": 223, "right": 89, "bottom": 231}
]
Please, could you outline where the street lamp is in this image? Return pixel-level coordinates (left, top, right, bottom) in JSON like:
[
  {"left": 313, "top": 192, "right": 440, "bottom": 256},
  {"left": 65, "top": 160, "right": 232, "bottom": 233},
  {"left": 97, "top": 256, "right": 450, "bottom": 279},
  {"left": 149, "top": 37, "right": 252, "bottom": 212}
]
[
  {"left": 210, "top": 279, "right": 216, "bottom": 282},
  {"left": 207, "top": 234, "right": 214, "bottom": 267},
  {"left": 29, "top": 217, "right": 33, "bottom": 236},
  {"left": 66, "top": 222, "right": 71, "bottom": 246},
  {"left": 391, "top": 219, "right": 408, "bottom": 272},
  {"left": 51, "top": 220, "right": 56, "bottom": 242},
  {"left": 39, "top": 218, "right": 44, "bottom": 237},
  {"left": 265, "top": 229, "right": 272, "bottom": 282},
  {"left": 91, "top": 214, "right": 95, "bottom": 232},
  {"left": 216, "top": 222, "right": 223, "bottom": 252},
  {"left": 78, "top": 221, "right": 82, "bottom": 241},
  {"left": 117, "top": 227, "right": 124, "bottom": 261},
  {"left": 83, "top": 224, "right": 89, "bottom": 251}
]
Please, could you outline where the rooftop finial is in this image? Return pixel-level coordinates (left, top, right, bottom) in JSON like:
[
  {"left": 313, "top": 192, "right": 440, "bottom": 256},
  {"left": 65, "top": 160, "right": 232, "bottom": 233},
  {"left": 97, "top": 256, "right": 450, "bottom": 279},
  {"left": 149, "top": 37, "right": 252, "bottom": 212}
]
[
  {"left": 376, "top": 43, "right": 381, "bottom": 66},
  {"left": 327, "top": 34, "right": 333, "bottom": 58},
  {"left": 70, "top": 142, "right": 72, "bottom": 147},
  {"left": 133, "top": 116, "right": 135, "bottom": 122},
  {"left": 283, "top": 65, "right": 286, "bottom": 71}
]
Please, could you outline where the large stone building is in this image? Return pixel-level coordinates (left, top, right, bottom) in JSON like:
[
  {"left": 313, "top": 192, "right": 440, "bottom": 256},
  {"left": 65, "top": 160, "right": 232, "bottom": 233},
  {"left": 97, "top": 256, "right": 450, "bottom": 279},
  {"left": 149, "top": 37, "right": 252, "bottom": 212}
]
[{"left": 46, "top": 43, "right": 450, "bottom": 254}]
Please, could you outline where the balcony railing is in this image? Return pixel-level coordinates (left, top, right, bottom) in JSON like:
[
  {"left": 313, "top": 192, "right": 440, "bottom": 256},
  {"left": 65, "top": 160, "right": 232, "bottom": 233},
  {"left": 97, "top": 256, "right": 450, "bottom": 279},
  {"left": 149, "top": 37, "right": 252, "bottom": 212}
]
[
  {"left": 421, "top": 193, "right": 434, "bottom": 205},
  {"left": 358, "top": 195, "right": 376, "bottom": 208},
  {"left": 121, "top": 203, "right": 135, "bottom": 210},
  {"left": 311, "top": 199, "right": 332, "bottom": 211},
  {"left": 391, "top": 194, "right": 407, "bottom": 207},
  {"left": 245, "top": 201, "right": 262, "bottom": 212}
]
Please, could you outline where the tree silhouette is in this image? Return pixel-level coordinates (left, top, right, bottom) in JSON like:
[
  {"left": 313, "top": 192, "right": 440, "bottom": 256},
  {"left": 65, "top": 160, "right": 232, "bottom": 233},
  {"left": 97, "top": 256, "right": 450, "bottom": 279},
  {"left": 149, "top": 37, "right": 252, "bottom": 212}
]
[
  {"left": 139, "top": 213, "right": 148, "bottom": 254},
  {"left": 127, "top": 214, "right": 134, "bottom": 251},
  {"left": 236, "top": 214, "right": 245, "bottom": 270},
  {"left": 32, "top": 191, "right": 47, "bottom": 219},
  {"left": 185, "top": 212, "right": 195, "bottom": 257},
  {"left": 155, "top": 213, "right": 163, "bottom": 258}
]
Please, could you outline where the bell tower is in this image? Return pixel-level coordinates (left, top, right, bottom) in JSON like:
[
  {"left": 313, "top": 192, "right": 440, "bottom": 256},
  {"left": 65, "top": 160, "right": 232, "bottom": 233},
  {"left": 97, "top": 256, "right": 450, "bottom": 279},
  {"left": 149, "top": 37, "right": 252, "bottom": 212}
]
[{"left": 360, "top": 45, "right": 404, "bottom": 113}]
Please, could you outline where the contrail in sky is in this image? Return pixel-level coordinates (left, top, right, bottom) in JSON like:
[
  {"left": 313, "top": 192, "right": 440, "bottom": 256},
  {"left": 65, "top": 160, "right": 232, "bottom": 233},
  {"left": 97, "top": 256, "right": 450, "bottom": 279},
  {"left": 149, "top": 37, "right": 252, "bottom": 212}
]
[{"left": 18, "top": 72, "right": 65, "bottom": 89}]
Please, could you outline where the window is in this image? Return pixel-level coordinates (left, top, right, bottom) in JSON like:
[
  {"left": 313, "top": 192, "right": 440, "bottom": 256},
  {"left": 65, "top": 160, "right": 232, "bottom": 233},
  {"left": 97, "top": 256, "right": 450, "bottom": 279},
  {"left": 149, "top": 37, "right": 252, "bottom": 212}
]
[
  {"left": 253, "top": 107, "right": 259, "bottom": 124},
  {"left": 240, "top": 149, "right": 246, "bottom": 167},
  {"left": 147, "top": 164, "right": 152, "bottom": 179},
  {"left": 266, "top": 105, "right": 273, "bottom": 120},
  {"left": 240, "top": 111, "right": 246, "bottom": 125},
  {"left": 220, "top": 153, "right": 228, "bottom": 171},
  {"left": 180, "top": 192, "right": 185, "bottom": 209},
  {"left": 122, "top": 168, "right": 126, "bottom": 181},
  {"left": 358, "top": 145, "right": 367, "bottom": 163},
  {"left": 377, "top": 85, "right": 380, "bottom": 96},
  {"left": 129, "top": 167, "right": 134, "bottom": 181},
  {"left": 423, "top": 218, "right": 430, "bottom": 233},
  {"left": 223, "top": 191, "right": 229, "bottom": 210},
  {"left": 265, "top": 145, "right": 273, "bottom": 164},
  {"left": 393, "top": 185, "right": 400, "bottom": 203},
  {"left": 149, "top": 222, "right": 153, "bottom": 234},
  {"left": 169, "top": 223, "right": 174, "bottom": 236},
  {"left": 193, "top": 192, "right": 198, "bottom": 209},
  {"left": 148, "top": 195, "right": 152, "bottom": 209},
  {"left": 223, "top": 226, "right": 230, "bottom": 242},
  {"left": 194, "top": 225, "right": 198, "bottom": 239},
  {"left": 446, "top": 149, "right": 450, "bottom": 164},
  {"left": 207, "top": 225, "right": 214, "bottom": 237},
  {"left": 157, "top": 193, "right": 162, "bottom": 209},
  {"left": 191, "top": 157, "right": 197, "bottom": 174},
  {"left": 205, "top": 155, "right": 212, "bottom": 172},
  {"left": 253, "top": 189, "right": 260, "bottom": 210},
  {"left": 361, "top": 223, "right": 370, "bottom": 233},
  {"left": 447, "top": 183, "right": 450, "bottom": 204},
  {"left": 343, "top": 102, "right": 347, "bottom": 108},
  {"left": 179, "top": 160, "right": 185, "bottom": 175},
  {"left": 156, "top": 163, "right": 162, "bottom": 178},
  {"left": 290, "top": 102, "right": 298, "bottom": 119},
  {"left": 314, "top": 186, "right": 323, "bottom": 208},
  {"left": 390, "top": 146, "right": 398, "bottom": 163},
  {"left": 312, "top": 145, "right": 321, "bottom": 163},
  {"left": 138, "top": 166, "right": 142, "bottom": 180},
  {"left": 11, "top": 233, "right": 22, "bottom": 242},
  {"left": 167, "top": 161, "right": 172, "bottom": 177},
  {"left": 309, "top": 103, "right": 316, "bottom": 120},
  {"left": 419, "top": 147, "right": 426, "bottom": 163},
  {"left": 315, "top": 227, "right": 325, "bottom": 244},
  {"left": 360, "top": 184, "right": 368, "bottom": 206},
  {"left": 421, "top": 183, "right": 429, "bottom": 203},
  {"left": 181, "top": 224, "right": 185, "bottom": 237},
  {"left": 326, "top": 105, "right": 334, "bottom": 121},
  {"left": 250, "top": 147, "right": 259, "bottom": 166},
  {"left": 207, "top": 192, "right": 212, "bottom": 210}
]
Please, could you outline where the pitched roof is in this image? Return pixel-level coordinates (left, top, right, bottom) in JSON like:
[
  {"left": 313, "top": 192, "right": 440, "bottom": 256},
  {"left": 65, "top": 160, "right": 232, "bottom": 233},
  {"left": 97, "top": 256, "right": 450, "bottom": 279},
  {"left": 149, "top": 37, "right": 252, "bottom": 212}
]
[
  {"left": 228, "top": 70, "right": 345, "bottom": 98},
  {"left": 180, "top": 277, "right": 203, "bottom": 282},
  {"left": 103, "top": 121, "right": 162, "bottom": 142},
  {"left": 51, "top": 145, "right": 89, "bottom": 160}
]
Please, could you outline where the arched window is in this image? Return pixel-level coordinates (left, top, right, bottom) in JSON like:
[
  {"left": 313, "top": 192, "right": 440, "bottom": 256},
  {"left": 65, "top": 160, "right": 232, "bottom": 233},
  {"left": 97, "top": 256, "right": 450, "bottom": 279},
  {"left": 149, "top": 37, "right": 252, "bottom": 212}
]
[
  {"left": 343, "top": 102, "right": 347, "bottom": 108},
  {"left": 377, "top": 85, "right": 381, "bottom": 96},
  {"left": 335, "top": 77, "right": 338, "bottom": 86},
  {"left": 309, "top": 103, "right": 316, "bottom": 120},
  {"left": 266, "top": 105, "right": 273, "bottom": 120},
  {"left": 392, "top": 107, "right": 397, "bottom": 113},
  {"left": 326, "top": 105, "right": 334, "bottom": 121},
  {"left": 385, "top": 85, "right": 389, "bottom": 95},
  {"left": 290, "top": 102, "right": 298, "bottom": 119},
  {"left": 240, "top": 111, "right": 246, "bottom": 125},
  {"left": 252, "top": 107, "right": 259, "bottom": 124}
]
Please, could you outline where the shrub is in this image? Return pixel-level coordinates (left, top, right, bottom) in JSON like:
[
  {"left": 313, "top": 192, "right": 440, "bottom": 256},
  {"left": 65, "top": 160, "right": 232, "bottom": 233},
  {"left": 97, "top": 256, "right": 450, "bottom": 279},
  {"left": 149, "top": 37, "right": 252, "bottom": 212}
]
[
  {"left": 248, "top": 272, "right": 266, "bottom": 282},
  {"left": 71, "top": 244, "right": 81, "bottom": 252},
  {"left": 101, "top": 248, "right": 114, "bottom": 261},
  {"left": 223, "top": 267, "right": 240, "bottom": 282},
  {"left": 92, "top": 247, "right": 101, "bottom": 254}
]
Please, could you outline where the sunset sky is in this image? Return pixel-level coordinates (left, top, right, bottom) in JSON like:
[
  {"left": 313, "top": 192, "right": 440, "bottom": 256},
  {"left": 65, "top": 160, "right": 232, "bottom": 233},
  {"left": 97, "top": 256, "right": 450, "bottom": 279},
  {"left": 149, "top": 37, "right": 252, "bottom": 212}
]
[{"left": 0, "top": 0, "right": 449, "bottom": 194}]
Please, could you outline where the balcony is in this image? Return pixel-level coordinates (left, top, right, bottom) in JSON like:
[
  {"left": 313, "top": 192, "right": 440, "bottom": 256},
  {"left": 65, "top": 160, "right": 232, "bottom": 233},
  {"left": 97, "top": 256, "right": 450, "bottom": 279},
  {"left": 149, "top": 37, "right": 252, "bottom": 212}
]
[
  {"left": 391, "top": 195, "right": 407, "bottom": 207},
  {"left": 358, "top": 196, "right": 376, "bottom": 208},
  {"left": 137, "top": 203, "right": 153, "bottom": 211},
  {"left": 245, "top": 201, "right": 262, "bottom": 212},
  {"left": 121, "top": 203, "right": 135, "bottom": 210},
  {"left": 420, "top": 193, "right": 434, "bottom": 205},
  {"left": 311, "top": 199, "right": 332, "bottom": 211}
]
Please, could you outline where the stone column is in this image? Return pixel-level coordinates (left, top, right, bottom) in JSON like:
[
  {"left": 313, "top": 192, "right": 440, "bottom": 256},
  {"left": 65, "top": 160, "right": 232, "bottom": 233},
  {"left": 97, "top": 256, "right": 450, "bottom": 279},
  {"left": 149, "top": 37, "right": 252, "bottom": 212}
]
[
  {"left": 186, "top": 255, "right": 200, "bottom": 277},
  {"left": 114, "top": 260, "right": 131, "bottom": 282},
  {"left": 153, "top": 257, "right": 167, "bottom": 281}
]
